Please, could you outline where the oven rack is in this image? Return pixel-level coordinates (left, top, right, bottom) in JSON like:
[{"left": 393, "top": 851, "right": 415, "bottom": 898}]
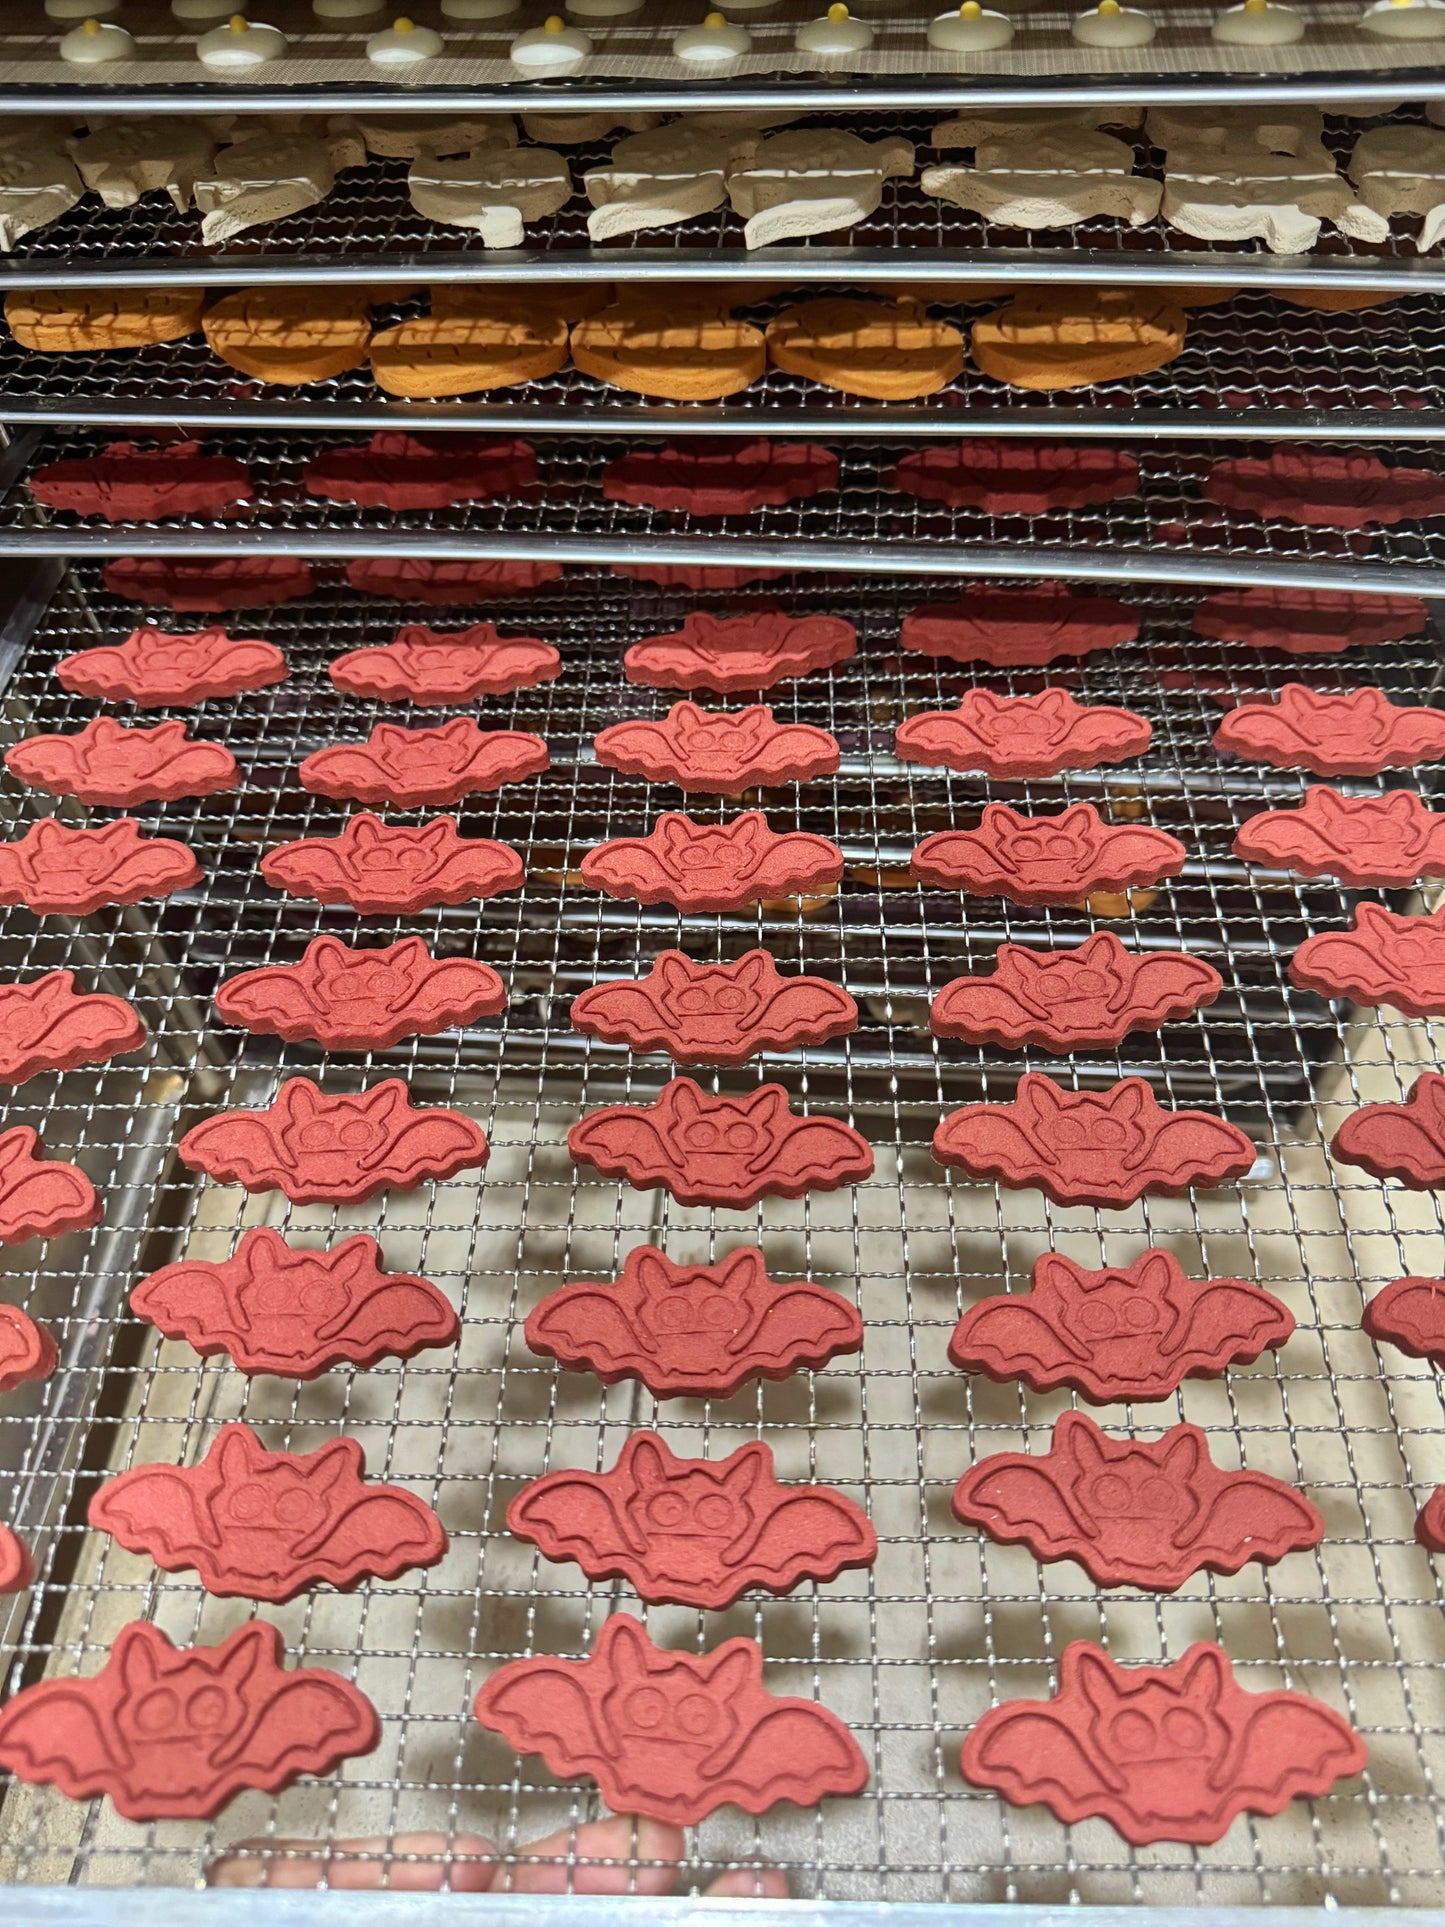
[
  {"left": 2, "top": 565, "right": 1445, "bottom": 1909},
  {"left": 1, "top": 288, "right": 1443, "bottom": 444}
]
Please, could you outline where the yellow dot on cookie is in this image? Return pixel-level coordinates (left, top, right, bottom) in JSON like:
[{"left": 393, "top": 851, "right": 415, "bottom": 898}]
[
  {"left": 543, "top": 11, "right": 565, "bottom": 24},
  {"left": 1244, "top": 0, "right": 1268, "bottom": 10},
  {"left": 960, "top": 2, "right": 982, "bottom": 15},
  {"left": 229, "top": 12, "right": 248, "bottom": 27},
  {"left": 704, "top": 9, "right": 727, "bottom": 22},
  {"left": 1390, "top": 0, "right": 1413, "bottom": 9},
  {"left": 393, "top": 13, "right": 416, "bottom": 25},
  {"left": 81, "top": 16, "right": 102, "bottom": 31},
  {"left": 827, "top": 3, "right": 850, "bottom": 18},
  {"left": 1097, "top": 1, "right": 1121, "bottom": 14}
]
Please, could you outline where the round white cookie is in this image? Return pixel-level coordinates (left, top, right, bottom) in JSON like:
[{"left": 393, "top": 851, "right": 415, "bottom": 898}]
[
  {"left": 1073, "top": 0, "right": 1156, "bottom": 41},
  {"left": 196, "top": 17, "right": 289, "bottom": 65},
  {"left": 60, "top": 19, "right": 136, "bottom": 60},
  {"left": 1360, "top": 0, "right": 1445, "bottom": 33},
  {"left": 1213, "top": 0, "right": 1305, "bottom": 37},
  {"left": 510, "top": 15, "right": 592, "bottom": 68},
  {"left": 367, "top": 16, "right": 444, "bottom": 60},
  {"left": 567, "top": 0, "right": 643, "bottom": 14},
  {"left": 929, "top": 1, "right": 1014, "bottom": 50},
  {"left": 47, "top": 0, "right": 119, "bottom": 17},
  {"left": 796, "top": 3, "right": 874, "bottom": 52},
  {"left": 674, "top": 12, "right": 753, "bottom": 60},
  {"left": 442, "top": 0, "right": 517, "bottom": 14},
  {"left": 314, "top": 0, "right": 386, "bottom": 18},
  {"left": 173, "top": 0, "right": 240, "bottom": 17}
]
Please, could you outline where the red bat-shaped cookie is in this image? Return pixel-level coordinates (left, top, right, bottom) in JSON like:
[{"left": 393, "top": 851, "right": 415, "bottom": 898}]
[
  {"left": 1292, "top": 902, "right": 1445, "bottom": 1017},
  {"left": 571, "top": 949, "right": 858, "bottom": 1066},
  {"left": 899, "top": 585, "right": 1137, "bottom": 667},
  {"left": 7, "top": 718, "right": 239, "bottom": 808},
  {"left": 890, "top": 443, "right": 1137, "bottom": 514},
  {"left": 475, "top": 1612, "right": 867, "bottom": 1825},
  {"left": 0, "top": 1523, "right": 32, "bottom": 1593},
  {"left": 103, "top": 557, "right": 313, "bottom": 611},
  {"left": 215, "top": 935, "right": 505, "bottom": 1051},
  {"left": 602, "top": 439, "right": 839, "bottom": 515},
  {"left": 569, "top": 1078, "right": 873, "bottom": 1208},
  {"left": 1192, "top": 586, "right": 1427, "bottom": 655},
  {"left": 130, "top": 1226, "right": 458, "bottom": 1378},
  {"left": 949, "top": 1249, "right": 1294, "bottom": 1403},
  {"left": 56, "top": 624, "right": 288, "bottom": 704},
  {"left": 1234, "top": 787, "right": 1445, "bottom": 889},
  {"left": 261, "top": 814, "right": 525, "bottom": 915},
  {"left": 0, "top": 1301, "right": 57, "bottom": 1393},
  {"left": 1204, "top": 451, "right": 1445, "bottom": 530},
  {"left": 960, "top": 1639, "right": 1366, "bottom": 1845},
  {"left": 30, "top": 440, "right": 252, "bottom": 522},
  {"left": 623, "top": 611, "right": 856, "bottom": 694},
  {"left": 952, "top": 1411, "right": 1322, "bottom": 1590},
  {"left": 581, "top": 811, "right": 843, "bottom": 915},
  {"left": 328, "top": 623, "right": 560, "bottom": 703},
  {"left": 90, "top": 1422, "right": 446, "bottom": 1601},
  {"left": 525, "top": 1244, "right": 863, "bottom": 1399},
  {"left": 0, "top": 818, "right": 200, "bottom": 917},
  {"left": 1362, "top": 1274, "right": 1445, "bottom": 1367},
  {"left": 0, "top": 1127, "right": 102, "bottom": 1246},
  {"left": 1332, "top": 1071, "right": 1445, "bottom": 1189},
  {"left": 0, "top": 1620, "right": 379, "bottom": 1821},
  {"left": 0, "top": 970, "right": 145, "bottom": 1085},
  {"left": 594, "top": 704, "right": 840, "bottom": 793},
  {"left": 298, "top": 718, "right": 549, "bottom": 808},
  {"left": 895, "top": 689, "right": 1150, "bottom": 779},
  {"left": 913, "top": 802, "right": 1185, "bottom": 907},
  {"left": 347, "top": 558, "right": 560, "bottom": 602},
  {"left": 304, "top": 432, "right": 538, "bottom": 508},
  {"left": 508, "top": 1430, "right": 875, "bottom": 1608},
  {"left": 1213, "top": 684, "right": 1445, "bottom": 778}
]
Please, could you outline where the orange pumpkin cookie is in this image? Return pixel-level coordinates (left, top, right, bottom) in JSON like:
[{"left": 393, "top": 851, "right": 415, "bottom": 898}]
[
  {"left": 6, "top": 288, "right": 207, "bottom": 353},
  {"left": 971, "top": 289, "right": 1188, "bottom": 392},
  {"left": 371, "top": 300, "right": 570, "bottom": 398},
  {"left": 203, "top": 288, "right": 374, "bottom": 387},
  {"left": 766, "top": 299, "right": 964, "bottom": 401},
  {"left": 571, "top": 296, "right": 765, "bottom": 402}
]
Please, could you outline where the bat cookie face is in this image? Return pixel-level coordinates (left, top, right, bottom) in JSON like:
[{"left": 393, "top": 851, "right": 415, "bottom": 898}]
[
  {"left": 130, "top": 1226, "right": 459, "bottom": 1379},
  {"left": 952, "top": 1410, "right": 1322, "bottom": 1590},
  {"left": 8, "top": 718, "right": 239, "bottom": 809},
  {"left": 1214, "top": 684, "right": 1445, "bottom": 778},
  {"left": 56, "top": 624, "right": 287, "bottom": 706},
  {"left": 912, "top": 801, "right": 1186, "bottom": 907},
  {"left": 572, "top": 949, "right": 858, "bottom": 1066},
  {"left": 1234, "top": 786, "right": 1445, "bottom": 889},
  {"left": 298, "top": 718, "right": 550, "bottom": 809},
  {"left": 901, "top": 584, "right": 1138, "bottom": 667},
  {"left": 581, "top": 811, "right": 843, "bottom": 915},
  {"left": 569, "top": 1078, "right": 873, "bottom": 1209},
  {"left": 261, "top": 814, "right": 525, "bottom": 916},
  {"left": 896, "top": 689, "right": 1151, "bottom": 779},
  {"left": 1291, "top": 902, "right": 1445, "bottom": 1017},
  {"left": 593, "top": 703, "right": 840, "bottom": 793},
  {"left": 328, "top": 623, "right": 561, "bottom": 704},
  {"left": 508, "top": 1430, "right": 876, "bottom": 1608},
  {"left": 949, "top": 1249, "right": 1294, "bottom": 1403},
  {"left": 525, "top": 1244, "right": 863, "bottom": 1399},
  {"left": 0, "top": 1620, "right": 379, "bottom": 1822},
  {"left": 474, "top": 1612, "right": 867, "bottom": 1825},
  {"left": 90, "top": 1422, "right": 447, "bottom": 1602},
  {"left": 216, "top": 935, "right": 505, "bottom": 1052},
  {"left": 960, "top": 1639, "right": 1366, "bottom": 1845},
  {"left": 623, "top": 610, "right": 857, "bottom": 694}
]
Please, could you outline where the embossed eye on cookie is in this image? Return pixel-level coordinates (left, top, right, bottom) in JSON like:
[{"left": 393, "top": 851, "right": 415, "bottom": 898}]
[
  {"left": 674, "top": 12, "right": 753, "bottom": 61},
  {"left": 1360, "top": 0, "right": 1445, "bottom": 34},
  {"left": 510, "top": 15, "right": 592, "bottom": 72},
  {"left": 368, "top": 15, "right": 444, "bottom": 61},
  {"left": 929, "top": 1, "right": 1015, "bottom": 52},
  {"left": 1212, "top": 0, "right": 1305, "bottom": 40},
  {"left": 196, "top": 15, "right": 290, "bottom": 67},
  {"left": 59, "top": 17, "right": 136, "bottom": 61},
  {"left": 1072, "top": 0, "right": 1156, "bottom": 41}
]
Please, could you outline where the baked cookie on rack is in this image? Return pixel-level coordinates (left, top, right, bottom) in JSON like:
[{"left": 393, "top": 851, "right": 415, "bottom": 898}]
[
  {"left": 572, "top": 293, "right": 765, "bottom": 401},
  {"left": 5, "top": 288, "right": 206, "bottom": 353},
  {"left": 766, "top": 298, "right": 964, "bottom": 400},
  {"left": 204, "top": 288, "right": 374, "bottom": 386},
  {"left": 970, "top": 288, "right": 1188, "bottom": 390}
]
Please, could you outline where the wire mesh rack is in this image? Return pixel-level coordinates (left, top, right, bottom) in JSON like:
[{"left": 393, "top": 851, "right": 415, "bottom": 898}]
[
  {"left": 1, "top": 562, "right": 1445, "bottom": 1905},
  {"left": 9, "top": 430, "right": 1445, "bottom": 601}
]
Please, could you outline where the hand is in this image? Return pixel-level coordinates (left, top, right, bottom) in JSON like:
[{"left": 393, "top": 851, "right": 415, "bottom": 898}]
[{"left": 207, "top": 1815, "right": 788, "bottom": 1897}]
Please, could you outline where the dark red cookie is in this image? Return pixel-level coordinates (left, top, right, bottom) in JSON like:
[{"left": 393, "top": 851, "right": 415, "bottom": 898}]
[
  {"left": 0, "top": 1128, "right": 100, "bottom": 1246},
  {"left": 0, "top": 1525, "right": 31, "bottom": 1594},
  {"left": 525, "top": 1244, "right": 863, "bottom": 1400},
  {"left": 8, "top": 718, "right": 238, "bottom": 808},
  {"left": 178, "top": 1076, "right": 488, "bottom": 1205},
  {"left": 130, "top": 1226, "right": 459, "bottom": 1379},
  {"left": 949, "top": 1249, "right": 1294, "bottom": 1403},
  {"left": 90, "top": 1422, "right": 447, "bottom": 1603},
  {"left": 1204, "top": 451, "right": 1445, "bottom": 530},
  {"left": 57, "top": 624, "right": 287, "bottom": 707},
  {"left": 261, "top": 813, "right": 525, "bottom": 914},
  {"left": 572, "top": 948, "right": 858, "bottom": 1065},
  {"left": 1193, "top": 587, "right": 1429, "bottom": 655},
  {"left": 30, "top": 441, "right": 253, "bottom": 523},
  {"left": 932, "top": 933, "right": 1220, "bottom": 1052},
  {"left": 327, "top": 622, "right": 561, "bottom": 704},
  {"left": 569, "top": 1077, "right": 873, "bottom": 1209},
  {"left": 1234, "top": 787, "right": 1445, "bottom": 889},
  {"left": 303, "top": 432, "right": 538, "bottom": 508},
  {"left": 594, "top": 702, "right": 840, "bottom": 792},
  {"left": 298, "top": 718, "right": 549, "bottom": 808},
  {"left": 891, "top": 443, "right": 1138, "bottom": 513},
  {"left": 624, "top": 610, "right": 857, "bottom": 695},
  {"left": 613, "top": 563, "right": 783, "bottom": 590},
  {"left": 895, "top": 689, "right": 1151, "bottom": 778},
  {"left": 1214, "top": 684, "right": 1445, "bottom": 777},
  {"left": 912, "top": 801, "right": 1186, "bottom": 907},
  {"left": 217, "top": 935, "right": 504, "bottom": 1051},
  {"left": 933, "top": 1073, "right": 1256, "bottom": 1210},
  {"left": 900, "top": 584, "right": 1138, "bottom": 667},
  {"left": 0, "top": 817, "right": 200, "bottom": 916},
  {"left": 1416, "top": 1486, "right": 1445, "bottom": 1552},
  {"left": 346, "top": 557, "right": 561, "bottom": 602},
  {"left": 1332, "top": 1070, "right": 1445, "bottom": 1189},
  {"left": 602, "top": 439, "right": 839, "bottom": 516},
  {"left": 581, "top": 811, "right": 843, "bottom": 915},
  {"left": 102, "top": 557, "right": 314, "bottom": 611},
  {"left": 0, "top": 1302, "right": 57, "bottom": 1393},
  {"left": 0, "top": 970, "right": 145, "bottom": 1085},
  {"left": 0, "top": 1619, "right": 379, "bottom": 1823},
  {"left": 1362, "top": 1275, "right": 1445, "bottom": 1367},
  {"left": 475, "top": 1613, "right": 867, "bottom": 1827},
  {"left": 952, "top": 1410, "right": 1321, "bottom": 1592},
  {"left": 959, "top": 1640, "right": 1365, "bottom": 1846},
  {"left": 509, "top": 1430, "right": 876, "bottom": 1609}
]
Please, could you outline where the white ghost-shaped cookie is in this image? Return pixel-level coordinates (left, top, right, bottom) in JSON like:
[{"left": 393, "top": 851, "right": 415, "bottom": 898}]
[
  {"left": 409, "top": 144, "right": 571, "bottom": 245},
  {"left": 584, "top": 125, "right": 755, "bottom": 242},
  {"left": 725, "top": 129, "right": 915, "bottom": 250},
  {"left": 353, "top": 115, "right": 517, "bottom": 159},
  {"left": 1347, "top": 123, "right": 1445, "bottom": 251},
  {"left": 922, "top": 129, "right": 1161, "bottom": 230},
  {"left": 67, "top": 121, "right": 218, "bottom": 212},
  {"left": 0, "top": 148, "right": 84, "bottom": 253},
  {"left": 1162, "top": 145, "right": 1388, "bottom": 252},
  {"left": 931, "top": 104, "right": 1145, "bottom": 149},
  {"left": 521, "top": 110, "right": 662, "bottom": 145},
  {"left": 1144, "top": 104, "right": 1325, "bottom": 157},
  {"left": 193, "top": 127, "right": 366, "bottom": 245}
]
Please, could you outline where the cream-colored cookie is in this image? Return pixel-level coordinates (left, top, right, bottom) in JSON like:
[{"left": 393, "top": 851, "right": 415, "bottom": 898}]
[
  {"left": 726, "top": 129, "right": 914, "bottom": 249},
  {"left": 354, "top": 115, "right": 516, "bottom": 159},
  {"left": 931, "top": 105, "right": 1145, "bottom": 149},
  {"left": 584, "top": 125, "right": 752, "bottom": 242},
  {"left": 193, "top": 127, "right": 366, "bottom": 245},
  {"left": 1162, "top": 150, "right": 1389, "bottom": 252},
  {"left": 0, "top": 149, "right": 83, "bottom": 254},
  {"left": 409, "top": 145, "right": 571, "bottom": 246},
  {"left": 521, "top": 110, "right": 662, "bottom": 144},
  {"left": 67, "top": 122, "right": 218, "bottom": 213},
  {"left": 1145, "top": 104, "right": 1324, "bottom": 157},
  {"left": 923, "top": 129, "right": 1162, "bottom": 230},
  {"left": 1347, "top": 122, "right": 1445, "bottom": 249}
]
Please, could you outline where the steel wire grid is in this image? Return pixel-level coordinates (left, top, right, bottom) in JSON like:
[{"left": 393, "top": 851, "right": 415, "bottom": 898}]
[
  {"left": 3, "top": 286, "right": 1445, "bottom": 443},
  {"left": 10, "top": 431, "right": 1445, "bottom": 599},
  {"left": 1, "top": 109, "right": 1444, "bottom": 294},
  {"left": 1, "top": 566, "right": 1445, "bottom": 1903}
]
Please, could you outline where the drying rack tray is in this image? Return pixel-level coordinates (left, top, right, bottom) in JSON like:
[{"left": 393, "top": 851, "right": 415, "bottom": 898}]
[{"left": 0, "top": 564, "right": 1444, "bottom": 1906}]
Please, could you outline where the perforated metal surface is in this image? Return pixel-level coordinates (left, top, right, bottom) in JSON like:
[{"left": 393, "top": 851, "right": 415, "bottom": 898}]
[{"left": 0, "top": 566, "right": 1444, "bottom": 1902}]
